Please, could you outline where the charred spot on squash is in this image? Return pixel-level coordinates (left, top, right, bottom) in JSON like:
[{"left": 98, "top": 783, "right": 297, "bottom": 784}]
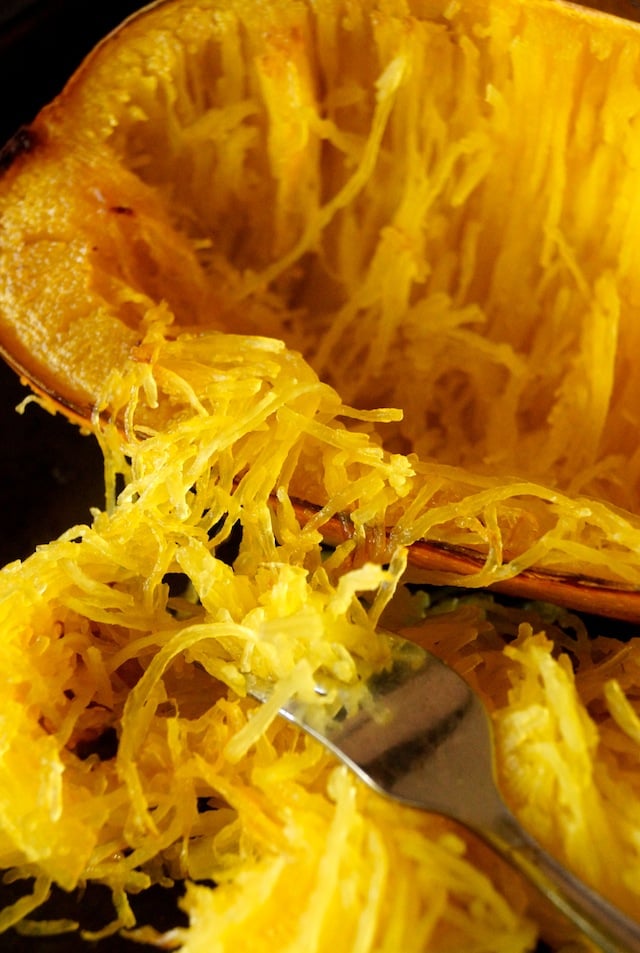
[{"left": 0, "top": 125, "right": 40, "bottom": 174}]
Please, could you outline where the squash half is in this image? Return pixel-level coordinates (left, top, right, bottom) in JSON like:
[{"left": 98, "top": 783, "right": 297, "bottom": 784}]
[{"left": 3, "top": 0, "right": 640, "bottom": 591}]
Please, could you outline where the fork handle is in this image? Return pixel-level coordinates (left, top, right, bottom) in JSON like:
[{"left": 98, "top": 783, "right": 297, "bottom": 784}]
[{"left": 484, "top": 807, "right": 640, "bottom": 953}]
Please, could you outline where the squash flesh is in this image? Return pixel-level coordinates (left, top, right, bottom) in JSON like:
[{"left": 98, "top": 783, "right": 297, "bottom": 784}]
[
  {"left": 2, "top": 328, "right": 640, "bottom": 947},
  {"left": 38, "top": 0, "right": 640, "bottom": 499},
  {"left": 1, "top": 327, "right": 639, "bottom": 949},
  {"left": 4, "top": 0, "right": 640, "bottom": 584}
]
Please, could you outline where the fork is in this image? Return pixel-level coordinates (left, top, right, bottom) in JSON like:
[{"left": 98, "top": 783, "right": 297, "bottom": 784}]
[{"left": 248, "top": 634, "right": 640, "bottom": 953}]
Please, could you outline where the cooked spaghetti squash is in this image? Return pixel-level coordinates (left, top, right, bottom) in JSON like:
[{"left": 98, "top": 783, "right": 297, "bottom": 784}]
[
  {"left": 3, "top": 0, "right": 640, "bottom": 950},
  {"left": 2, "top": 324, "right": 640, "bottom": 951},
  {"left": 3, "top": 0, "right": 640, "bottom": 590}
]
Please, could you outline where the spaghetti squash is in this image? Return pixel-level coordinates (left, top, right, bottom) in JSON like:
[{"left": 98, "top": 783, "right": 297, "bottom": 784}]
[
  {"left": 3, "top": 0, "right": 640, "bottom": 588},
  {"left": 3, "top": 0, "right": 640, "bottom": 950}
]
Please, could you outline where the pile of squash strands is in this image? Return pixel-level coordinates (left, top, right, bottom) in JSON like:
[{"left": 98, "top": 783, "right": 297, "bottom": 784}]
[{"left": 0, "top": 325, "right": 638, "bottom": 951}]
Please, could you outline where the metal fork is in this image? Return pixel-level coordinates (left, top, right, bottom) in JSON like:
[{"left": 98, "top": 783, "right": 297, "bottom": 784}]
[{"left": 249, "top": 634, "right": 640, "bottom": 953}]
